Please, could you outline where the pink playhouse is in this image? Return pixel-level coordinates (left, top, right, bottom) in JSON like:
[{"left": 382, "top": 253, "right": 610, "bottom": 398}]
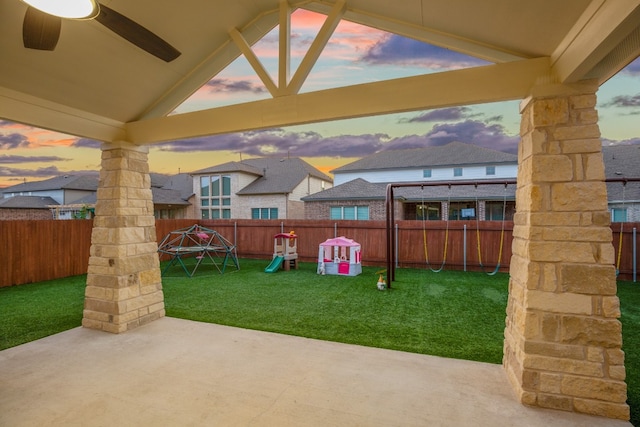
[{"left": 317, "top": 236, "right": 362, "bottom": 276}]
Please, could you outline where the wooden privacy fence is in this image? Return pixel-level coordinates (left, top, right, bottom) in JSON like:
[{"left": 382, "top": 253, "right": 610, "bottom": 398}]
[{"left": 1, "top": 219, "right": 638, "bottom": 287}]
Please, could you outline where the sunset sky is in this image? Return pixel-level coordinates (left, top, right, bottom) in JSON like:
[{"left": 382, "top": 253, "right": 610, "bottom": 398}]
[{"left": 1, "top": 9, "right": 639, "bottom": 188}]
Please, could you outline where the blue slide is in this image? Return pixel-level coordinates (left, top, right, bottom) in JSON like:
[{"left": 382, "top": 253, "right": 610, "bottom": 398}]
[{"left": 264, "top": 256, "right": 284, "bottom": 273}]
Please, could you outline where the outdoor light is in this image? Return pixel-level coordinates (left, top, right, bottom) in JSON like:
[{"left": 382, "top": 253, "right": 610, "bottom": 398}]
[{"left": 21, "top": 0, "right": 100, "bottom": 19}]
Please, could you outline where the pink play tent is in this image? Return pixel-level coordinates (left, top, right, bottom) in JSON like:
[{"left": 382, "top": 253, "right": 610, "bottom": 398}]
[{"left": 317, "top": 236, "right": 362, "bottom": 276}]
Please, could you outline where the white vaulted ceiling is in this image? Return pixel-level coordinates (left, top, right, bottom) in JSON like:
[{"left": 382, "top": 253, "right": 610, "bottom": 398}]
[{"left": 1, "top": 0, "right": 639, "bottom": 144}]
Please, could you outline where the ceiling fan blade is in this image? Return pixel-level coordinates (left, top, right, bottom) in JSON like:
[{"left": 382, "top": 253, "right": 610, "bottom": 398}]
[
  {"left": 95, "top": 4, "right": 181, "bottom": 62},
  {"left": 23, "top": 6, "right": 61, "bottom": 51}
]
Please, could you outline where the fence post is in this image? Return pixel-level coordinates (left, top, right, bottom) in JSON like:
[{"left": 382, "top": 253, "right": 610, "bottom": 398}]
[
  {"left": 463, "top": 224, "right": 467, "bottom": 272},
  {"left": 634, "top": 227, "right": 637, "bottom": 283},
  {"left": 395, "top": 223, "right": 399, "bottom": 268}
]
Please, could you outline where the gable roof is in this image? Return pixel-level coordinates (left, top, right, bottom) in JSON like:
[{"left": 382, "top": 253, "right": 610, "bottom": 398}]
[
  {"left": 302, "top": 178, "right": 386, "bottom": 201},
  {"left": 331, "top": 142, "right": 518, "bottom": 173},
  {"left": 0, "top": 196, "right": 58, "bottom": 209},
  {"left": 1, "top": 174, "right": 99, "bottom": 194},
  {"left": 192, "top": 161, "right": 264, "bottom": 176},
  {"left": 192, "top": 157, "right": 332, "bottom": 195},
  {"left": 3, "top": 1, "right": 638, "bottom": 148}
]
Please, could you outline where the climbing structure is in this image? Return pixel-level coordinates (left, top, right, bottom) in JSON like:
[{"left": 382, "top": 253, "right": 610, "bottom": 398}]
[{"left": 158, "top": 224, "right": 239, "bottom": 277}]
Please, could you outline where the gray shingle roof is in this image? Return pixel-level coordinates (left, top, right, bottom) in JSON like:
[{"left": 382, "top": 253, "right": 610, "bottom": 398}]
[
  {"left": 159, "top": 173, "right": 194, "bottom": 201},
  {"left": 0, "top": 195, "right": 58, "bottom": 209},
  {"left": 233, "top": 158, "right": 332, "bottom": 195},
  {"left": 603, "top": 144, "right": 640, "bottom": 202},
  {"left": 151, "top": 188, "right": 191, "bottom": 205},
  {"left": 302, "top": 178, "right": 387, "bottom": 201},
  {"left": 192, "top": 161, "right": 264, "bottom": 176},
  {"left": 1, "top": 174, "right": 98, "bottom": 193},
  {"left": 331, "top": 141, "right": 517, "bottom": 173},
  {"left": 303, "top": 178, "right": 515, "bottom": 202}
]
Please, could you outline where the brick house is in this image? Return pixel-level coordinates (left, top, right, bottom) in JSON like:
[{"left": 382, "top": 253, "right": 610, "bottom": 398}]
[
  {"left": 303, "top": 142, "right": 518, "bottom": 221},
  {"left": 191, "top": 157, "right": 332, "bottom": 220}
]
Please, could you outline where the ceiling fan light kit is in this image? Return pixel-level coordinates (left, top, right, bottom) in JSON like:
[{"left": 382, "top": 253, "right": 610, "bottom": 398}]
[
  {"left": 20, "top": 0, "right": 99, "bottom": 19},
  {"left": 20, "top": 0, "right": 181, "bottom": 62}
]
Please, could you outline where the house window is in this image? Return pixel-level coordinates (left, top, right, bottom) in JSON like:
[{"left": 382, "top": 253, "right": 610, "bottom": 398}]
[
  {"left": 448, "top": 202, "right": 475, "bottom": 220},
  {"left": 416, "top": 203, "right": 440, "bottom": 220},
  {"left": 330, "top": 206, "right": 369, "bottom": 220},
  {"left": 200, "top": 174, "right": 231, "bottom": 219},
  {"left": 486, "top": 166, "right": 496, "bottom": 176},
  {"left": 611, "top": 208, "right": 627, "bottom": 222},
  {"left": 252, "top": 208, "right": 278, "bottom": 219},
  {"left": 423, "top": 169, "right": 432, "bottom": 178},
  {"left": 453, "top": 167, "right": 463, "bottom": 177}
]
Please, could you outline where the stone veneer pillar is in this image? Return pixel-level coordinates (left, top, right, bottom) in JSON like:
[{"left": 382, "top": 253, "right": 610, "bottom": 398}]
[
  {"left": 503, "top": 80, "right": 629, "bottom": 420},
  {"left": 82, "top": 142, "right": 164, "bottom": 333}
]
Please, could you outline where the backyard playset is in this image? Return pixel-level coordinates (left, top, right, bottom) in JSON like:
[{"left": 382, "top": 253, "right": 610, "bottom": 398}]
[
  {"left": 317, "top": 236, "right": 362, "bottom": 276},
  {"left": 265, "top": 231, "right": 299, "bottom": 273},
  {"left": 158, "top": 224, "right": 239, "bottom": 277}
]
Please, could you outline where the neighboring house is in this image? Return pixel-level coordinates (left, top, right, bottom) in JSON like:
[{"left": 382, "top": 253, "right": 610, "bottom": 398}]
[
  {"left": 603, "top": 144, "right": 640, "bottom": 222},
  {"left": 191, "top": 157, "right": 333, "bottom": 220},
  {"left": 303, "top": 142, "right": 518, "bottom": 221},
  {"left": 0, "top": 173, "right": 194, "bottom": 220},
  {"left": 0, "top": 196, "right": 59, "bottom": 220}
]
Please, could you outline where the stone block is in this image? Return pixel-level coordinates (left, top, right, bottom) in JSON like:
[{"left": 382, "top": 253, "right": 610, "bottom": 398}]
[
  {"left": 528, "top": 241, "right": 595, "bottom": 263},
  {"left": 560, "top": 316, "right": 622, "bottom": 347},
  {"left": 81, "top": 318, "right": 104, "bottom": 330},
  {"left": 542, "top": 226, "right": 611, "bottom": 243},
  {"left": 526, "top": 290, "right": 592, "bottom": 315},
  {"left": 529, "top": 212, "right": 581, "bottom": 226},
  {"left": 551, "top": 182, "right": 607, "bottom": 212},
  {"left": 524, "top": 340, "right": 584, "bottom": 360},
  {"left": 584, "top": 153, "right": 605, "bottom": 180},
  {"left": 559, "top": 264, "right": 617, "bottom": 295},
  {"left": 609, "top": 365, "right": 626, "bottom": 381},
  {"left": 573, "top": 398, "right": 630, "bottom": 420},
  {"left": 531, "top": 155, "right": 573, "bottom": 182},
  {"left": 523, "top": 354, "right": 603, "bottom": 377},
  {"left": 602, "top": 296, "right": 621, "bottom": 318},
  {"left": 540, "top": 313, "right": 560, "bottom": 341},
  {"left": 540, "top": 263, "right": 557, "bottom": 292},
  {"left": 561, "top": 376, "right": 627, "bottom": 402},
  {"left": 569, "top": 94, "right": 597, "bottom": 109},
  {"left": 537, "top": 393, "right": 573, "bottom": 411},
  {"left": 586, "top": 347, "right": 604, "bottom": 363},
  {"left": 578, "top": 109, "right": 599, "bottom": 125},
  {"left": 532, "top": 98, "right": 569, "bottom": 126},
  {"left": 553, "top": 124, "right": 600, "bottom": 141},
  {"left": 560, "top": 138, "right": 602, "bottom": 154},
  {"left": 606, "top": 349, "right": 625, "bottom": 365},
  {"left": 539, "top": 372, "right": 562, "bottom": 393}
]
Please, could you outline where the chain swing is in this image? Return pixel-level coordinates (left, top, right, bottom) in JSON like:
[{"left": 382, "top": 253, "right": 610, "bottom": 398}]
[
  {"left": 421, "top": 184, "right": 450, "bottom": 273},
  {"left": 475, "top": 182, "right": 508, "bottom": 276}
]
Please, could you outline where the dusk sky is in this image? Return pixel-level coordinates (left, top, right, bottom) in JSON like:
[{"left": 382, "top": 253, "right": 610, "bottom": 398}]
[{"left": 1, "top": 9, "right": 639, "bottom": 188}]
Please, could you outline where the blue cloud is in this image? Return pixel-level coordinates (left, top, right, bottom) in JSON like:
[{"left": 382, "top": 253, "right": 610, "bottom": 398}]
[
  {"left": 0, "top": 133, "right": 29, "bottom": 149},
  {"left": 360, "top": 34, "right": 489, "bottom": 69},
  {"left": 0, "top": 155, "right": 69, "bottom": 164}
]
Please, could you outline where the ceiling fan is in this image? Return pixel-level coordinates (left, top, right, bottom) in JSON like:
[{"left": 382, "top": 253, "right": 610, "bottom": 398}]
[{"left": 21, "top": 0, "right": 181, "bottom": 62}]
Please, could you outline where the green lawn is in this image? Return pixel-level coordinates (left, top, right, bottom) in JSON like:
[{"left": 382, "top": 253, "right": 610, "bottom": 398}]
[{"left": 0, "top": 258, "right": 638, "bottom": 424}]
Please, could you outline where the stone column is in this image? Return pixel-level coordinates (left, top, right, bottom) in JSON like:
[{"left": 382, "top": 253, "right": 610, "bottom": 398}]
[
  {"left": 503, "top": 80, "right": 629, "bottom": 420},
  {"left": 82, "top": 142, "right": 164, "bottom": 333}
]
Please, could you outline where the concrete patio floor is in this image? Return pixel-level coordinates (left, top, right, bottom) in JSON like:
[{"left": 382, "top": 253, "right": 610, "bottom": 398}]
[{"left": 0, "top": 317, "right": 632, "bottom": 426}]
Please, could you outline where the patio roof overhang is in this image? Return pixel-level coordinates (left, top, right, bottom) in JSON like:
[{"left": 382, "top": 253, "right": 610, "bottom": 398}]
[{"left": 1, "top": 0, "right": 639, "bottom": 143}]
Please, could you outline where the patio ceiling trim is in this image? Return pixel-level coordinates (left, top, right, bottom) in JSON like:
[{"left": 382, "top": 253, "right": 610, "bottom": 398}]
[
  {"left": 551, "top": 0, "right": 640, "bottom": 83},
  {"left": 0, "top": 86, "right": 125, "bottom": 142},
  {"left": 302, "top": 2, "right": 529, "bottom": 63},
  {"left": 125, "top": 56, "right": 550, "bottom": 144}
]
